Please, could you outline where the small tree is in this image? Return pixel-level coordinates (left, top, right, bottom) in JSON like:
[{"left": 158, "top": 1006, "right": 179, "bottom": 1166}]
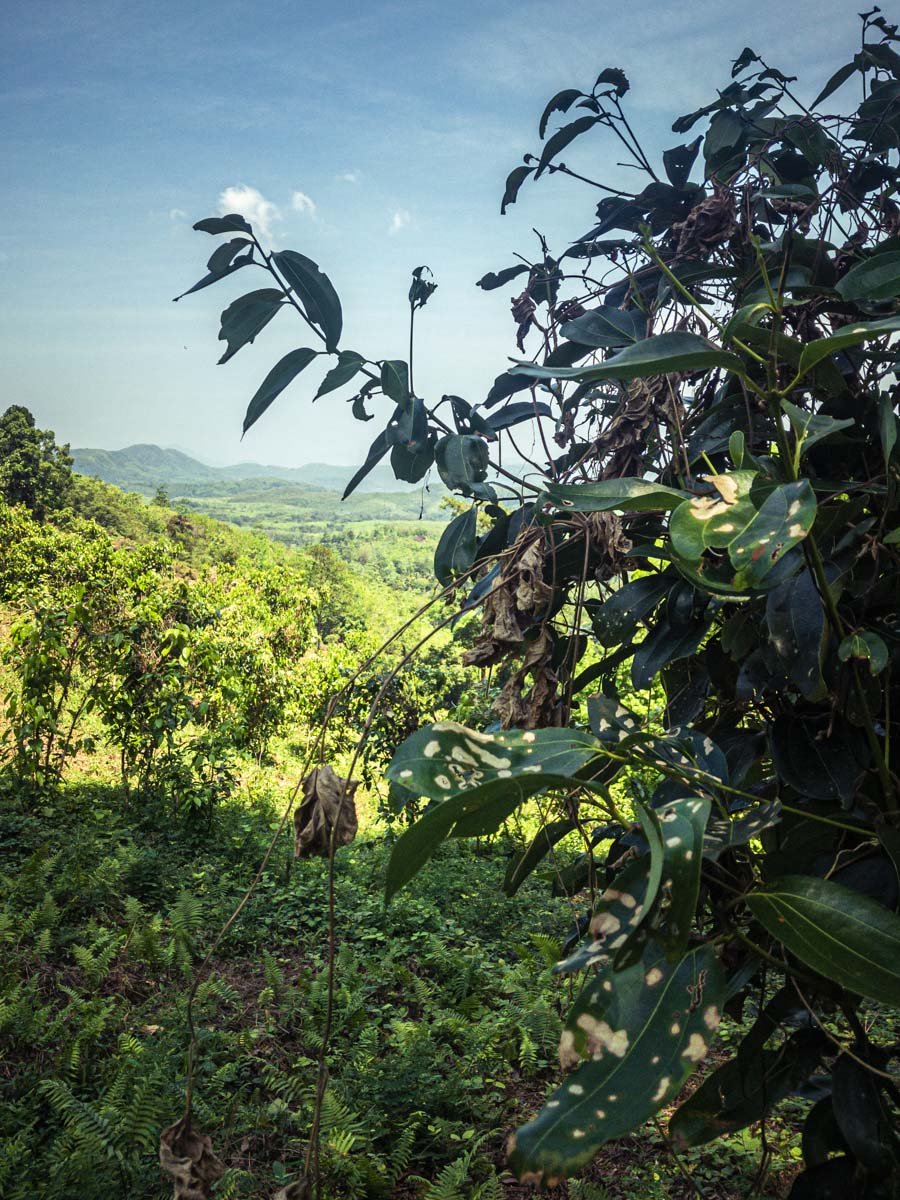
[
  {"left": 180, "top": 14, "right": 900, "bottom": 1194},
  {"left": 0, "top": 405, "right": 73, "bottom": 520}
]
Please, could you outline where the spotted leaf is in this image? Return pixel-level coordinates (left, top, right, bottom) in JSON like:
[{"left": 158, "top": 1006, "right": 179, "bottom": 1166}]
[
  {"left": 384, "top": 722, "right": 603, "bottom": 900},
  {"left": 508, "top": 944, "right": 724, "bottom": 1183}
]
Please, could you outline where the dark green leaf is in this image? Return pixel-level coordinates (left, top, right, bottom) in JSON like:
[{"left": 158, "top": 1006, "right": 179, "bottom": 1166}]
[
  {"left": 512, "top": 331, "right": 744, "bottom": 383},
  {"left": 433, "top": 506, "right": 478, "bottom": 587},
  {"left": 832, "top": 1053, "right": 900, "bottom": 1174},
  {"left": 272, "top": 250, "right": 343, "bottom": 352},
  {"left": 542, "top": 477, "right": 689, "bottom": 514},
  {"left": 342, "top": 425, "right": 394, "bottom": 499},
  {"left": 879, "top": 391, "right": 897, "bottom": 465},
  {"left": 408, "top": 265, "right": 437, "bottom": 310},
  {"left": 508, "top": 944, "right": 723, "bottom": 1183},
  {"left": 670, "top": 1030, "right": 824, "bottom": 1148},
  {"left": 662, "top": 138, "right": 702, "bottom": 188},
  {"left": 781, "top": 400, "right": 854, "bottom": 453},
  {"left": 484, "top": 401, "right": 552, "bottom": 431},
  {"left": 476, "top": 265, "right": 530, "bottom": 291},
  {"left": 535, "top": 115, "right": 599, "bottom": 178},
  {"left": 594, "top": 68, "right": 629, "bottom": 97},
  {"left": 589, "top": 572, "right": 672, "bottom": 646},
  {"left": 703, "top": 801, "right": 782, "bottom": 860},
  {"left": 314, "top": 351, "right": 365, "bottom": 400},
  {"left": 193, "top": 213, "right": 253, "bottom": 235},
  {"left": 539, "top": 89, "right": 583, "bottom": 139},
  {"left": 207, "top": 238, "right": 252, "bottom": 273},
  {"left": 811, "top": 61, "right": 861, "bottom": 108},
  {"left": 172, "top": 250, "right": 254, "bottom": 301},
  {"left": 501, "top": 165, "right": 534, "bottom": 215},
  {"left": 770, "top": 715, "right": 868, "bottom": 804},
  {"left": 766, "top": 568, "right": 828, "bottom": 700},
  {"left": 838, "top": 630, "right": 889, "bottom": 675},
  {"left": 560, "top": 307, "right": 646, "bottom": 348},
  {"left": 748, "top": 874, "right": 900, "bottom": 1006},
  {"left": 435, "top": 434, "right": 491, "bottom": 498},
  {"left": 242, "top": 348, "right": 318, "bottom": 435},
  {"left": 380, "top": 360, "right": 410, "bottom": 408},
  {"left": 836, "top": 250, "right": 900, "bottom": 301},
  {"left": 385, "top": 723, "right": 604, "bottom": 899},
  {"left": 216, "top": 289, "right": 285, "bottom": 364},
  {"left": 798, "top": 315, "right": 900, "bottom": 375}
]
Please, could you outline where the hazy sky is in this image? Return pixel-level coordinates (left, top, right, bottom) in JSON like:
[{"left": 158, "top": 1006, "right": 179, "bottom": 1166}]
[{"left": 3, "top": 0, "right": 861, "bottom": 465}]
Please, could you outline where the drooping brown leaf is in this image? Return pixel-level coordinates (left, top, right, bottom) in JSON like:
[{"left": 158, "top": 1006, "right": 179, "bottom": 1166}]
[
  {"left": 293, "top": 764, "right": 359, "bottom": 858},
  {"left": 159, "top": 1118, "right": 225, "bottom": 1200}
]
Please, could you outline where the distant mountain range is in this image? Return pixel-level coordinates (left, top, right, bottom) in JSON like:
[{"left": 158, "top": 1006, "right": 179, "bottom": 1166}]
[{"left": 71, "top": 444, "right": 411, "bottom": 495}]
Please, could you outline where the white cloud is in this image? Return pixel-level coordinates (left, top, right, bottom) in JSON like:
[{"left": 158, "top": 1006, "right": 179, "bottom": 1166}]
[
  {"left": 335, "top": 170, "right": 360, "bottom": 184},
  {"left": 291, "top": 190, "right": 317, "bottom": 218},
  {"left": 217, "top": 185, "right": 281, "bottom": 243},
  {"left": 389, "top": 209, "right": 411, "bottom": 235},
  {"left": 169, "top": 208, "right": 187, "bottom": 220}
]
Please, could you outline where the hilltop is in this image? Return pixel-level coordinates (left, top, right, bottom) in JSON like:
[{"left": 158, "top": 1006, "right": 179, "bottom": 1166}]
[{"left": 71, "top": 443, "right": 420, "bottom": 495}]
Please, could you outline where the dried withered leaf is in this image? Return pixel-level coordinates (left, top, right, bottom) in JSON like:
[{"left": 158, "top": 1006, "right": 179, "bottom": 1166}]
[
  {"left": 294, "top": 764, "right": 359, "bottom": 858},
  {"left": 159, "top": 1118, "right": 225, "bottom": 1200}
]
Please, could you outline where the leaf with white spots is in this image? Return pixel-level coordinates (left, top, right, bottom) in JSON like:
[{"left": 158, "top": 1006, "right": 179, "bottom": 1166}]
[
  {"left": 553, "top": 858, "right": 650, "bottom": 975},
  {"left": 384, "top": 722, "right": 604, "bottom": 900},
  {"left": 670, "top": 1028, "right": 825, "bottom": 1148},
  {"left": 653, "top": 796, "right": 710, "bottom": 956},
  {"left": 669, "top": 474, "right": 817, "bottom": 593},
  {"left": 703, "top": 801, "right": 782, "bottom": 860},
  {"left": 508, "top": 944, "right": 724, "bottom": 1183}
]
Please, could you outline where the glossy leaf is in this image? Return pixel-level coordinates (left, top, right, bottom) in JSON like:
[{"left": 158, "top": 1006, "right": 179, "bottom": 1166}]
[
  {"left": 672, "top": 475, "right": 816, "bottom": 591},
  {"left": 272, "top": 250, "right": 343, "bottom": 352},
  {"left": 512, "top": 331, "right": 744, "bottom": 383},
  {"left": 541, "top": 477, "right": 689, "bottom": 514},
  {"left": 508, "top": 944, "right": 723, "bottom": 1184},
  {"left": 560, "top": 307, "right": 646, "bottom": 348},
  {"left": 216, "top": 289, "right": 285, "bottom": 364},
  {"left": 588, "top": 572, "right": 672, "bottom": 646},
  {"left": 433, "top": 506, "right": 477, "bottom": 588},
  {"left": 748, "top": 875, "right": 900, "bottom": 1006},
  {"left": 838, "top": 630, "right": 889, "bottom": 675},
  {"left": 781, "top": 400, "right": 854, "bottom": 453},
  {"left": 797, "top": 315, "right": 900, "bottom": 375},
  {"left": 835, "top": 250, "right": 900, "bottom": 301},
  {"left": 242, "top": 348, "right": 318, "bottom": 435}
]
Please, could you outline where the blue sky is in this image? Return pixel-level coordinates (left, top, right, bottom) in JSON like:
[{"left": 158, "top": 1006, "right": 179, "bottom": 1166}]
[{"left": 2, "top": 0, "right": 860, "bottom": 465}]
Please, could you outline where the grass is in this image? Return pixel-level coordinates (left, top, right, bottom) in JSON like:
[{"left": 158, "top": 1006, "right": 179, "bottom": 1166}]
[{"left": 0, "top": 775, "right": 826, "bottom": 1200}]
